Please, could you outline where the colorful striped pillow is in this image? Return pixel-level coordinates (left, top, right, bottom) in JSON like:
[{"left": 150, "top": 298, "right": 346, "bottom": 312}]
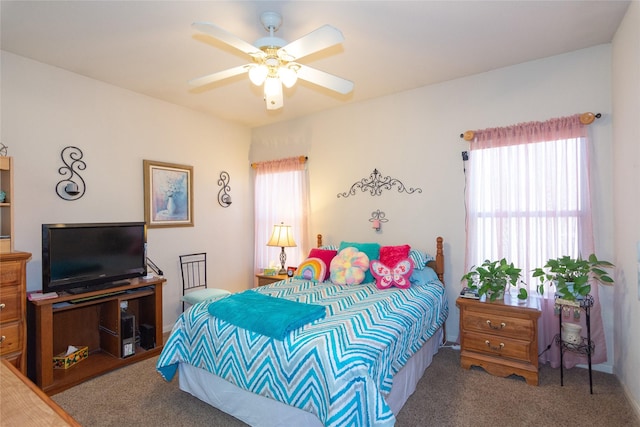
[{"left": 409, "top": 249, "right": 434, "bottom": 270}]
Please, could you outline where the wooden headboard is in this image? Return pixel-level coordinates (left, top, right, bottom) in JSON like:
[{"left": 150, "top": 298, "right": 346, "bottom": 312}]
[{"left": 316, "top": 234, "right": 445, "bottom": 285}]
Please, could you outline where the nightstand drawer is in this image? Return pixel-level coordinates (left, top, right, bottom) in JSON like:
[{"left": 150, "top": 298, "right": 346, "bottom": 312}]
[
  {"left": 0, "top": 322, "right": 22, "bottom": 356},
  {"left": 462, "top": 311, "right": 534, "bottom": 340},
  {"left": 462, "top": 331, "right": 534, "bottom": 362}
]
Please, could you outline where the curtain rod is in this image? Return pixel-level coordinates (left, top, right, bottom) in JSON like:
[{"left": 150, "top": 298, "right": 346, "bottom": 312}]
[
  {"left": 459, "top": 112, "right": 601, "bottom": 141},
  {"left": 251, "top": 156, "right": 308, "bottom": 169}
]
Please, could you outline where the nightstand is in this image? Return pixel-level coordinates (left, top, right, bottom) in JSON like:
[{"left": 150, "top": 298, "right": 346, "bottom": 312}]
[
  {"left": 255, "top": 274, "right": 289, "bottom": 287},
  {"left": 457, "top": 294, "right": 541, "bottom": 385}
]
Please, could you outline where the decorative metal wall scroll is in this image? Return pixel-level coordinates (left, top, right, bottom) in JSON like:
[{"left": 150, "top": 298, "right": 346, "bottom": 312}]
[
  {"left": 56, "top": 146, "right": 86, "bottom": 201},
  {"left": 337, "top": 169, "right": 422, "bottom": 198},
  {"left": 217, "top": 171, "right": 232, "bottom": 207},
  {"left": 0, "top": 143, "right": 7, "bottom": 156}
]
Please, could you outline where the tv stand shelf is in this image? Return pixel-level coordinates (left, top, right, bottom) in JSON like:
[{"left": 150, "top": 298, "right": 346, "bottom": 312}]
[{"left": 30, "top": 277, "right": 165, "bottom": 395}]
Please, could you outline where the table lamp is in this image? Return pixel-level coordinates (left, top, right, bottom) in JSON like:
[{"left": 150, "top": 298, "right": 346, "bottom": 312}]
[{"left": 266, "top": 223, "right": 297, "bottom": 274}]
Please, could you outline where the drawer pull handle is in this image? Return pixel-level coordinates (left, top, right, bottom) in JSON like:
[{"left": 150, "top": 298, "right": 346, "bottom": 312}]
[
  {"left": 0, "top": 303, "right": 5, "bottom": 310},
  {"left": 0, "top": 335, "right": 5, "bottom": 345},
  {"left": 485, "top": 340, "right": 504, "bottom": 351},
  {"left": 486, "top": 320, "right": 506, "bottom": 329}
]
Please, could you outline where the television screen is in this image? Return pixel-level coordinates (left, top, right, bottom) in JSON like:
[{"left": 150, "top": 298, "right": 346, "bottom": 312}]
[{"left": 42, "top": 222, "right": 147, "bottom": 294}]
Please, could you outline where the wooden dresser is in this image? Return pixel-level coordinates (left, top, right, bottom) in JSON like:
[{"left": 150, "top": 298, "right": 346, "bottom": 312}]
[
  {"left": 0, "top": 251, "right": 32, "bottom": 374},
  {"left": 457, "top": 294, "right": 541, "bottom": 385}
]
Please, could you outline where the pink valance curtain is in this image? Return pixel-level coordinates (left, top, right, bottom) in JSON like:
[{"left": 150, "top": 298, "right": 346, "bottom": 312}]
[
  {"left": 253, "top": 157, "right": 309, "bottom": 274},
  {"left": 465, "top": 114, "right": 606, "bottom": 368}
]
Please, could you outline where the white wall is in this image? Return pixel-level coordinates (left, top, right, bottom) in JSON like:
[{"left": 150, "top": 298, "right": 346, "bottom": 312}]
[
  {"left": 612, "top": 0, "right": 640, "bottom": 415},
  {"left": 1, "top": 51, "right": 254, "bottom": 330},
  {"left": 251, "top": 44, "right": 616, "bottom": 370}
]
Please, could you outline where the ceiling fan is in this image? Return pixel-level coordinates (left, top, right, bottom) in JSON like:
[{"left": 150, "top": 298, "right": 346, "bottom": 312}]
[{"left": 190, "top": 11, "right": 354, "bottom": 110}]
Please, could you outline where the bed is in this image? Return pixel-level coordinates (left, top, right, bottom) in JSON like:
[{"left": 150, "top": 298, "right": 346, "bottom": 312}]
[{"left": 157, "top": 236, "right": 448, "bottom": 426}]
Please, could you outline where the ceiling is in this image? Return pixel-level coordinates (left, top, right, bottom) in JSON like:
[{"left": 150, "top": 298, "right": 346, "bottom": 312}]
[{"left": 1, "top": 1, "right": 630, "bottom": 128}]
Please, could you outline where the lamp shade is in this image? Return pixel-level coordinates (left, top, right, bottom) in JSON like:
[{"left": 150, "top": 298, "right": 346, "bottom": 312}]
[
  {"left": 248, "top": 64, "right": 268, "bottom": 86},
  {"left": 266, "top": 223, "right": 296, "bottom": 248},
  {"left": 278, "top": 66, "right": 298, "bottom": 88}
]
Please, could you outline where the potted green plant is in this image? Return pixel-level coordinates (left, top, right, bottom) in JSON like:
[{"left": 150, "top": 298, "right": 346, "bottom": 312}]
[
  {"left": 532, "top": 254, "right": 614, "bottom": 301},
  {"left": 461, "top": 258, "right": 527, "bottom": 301}
]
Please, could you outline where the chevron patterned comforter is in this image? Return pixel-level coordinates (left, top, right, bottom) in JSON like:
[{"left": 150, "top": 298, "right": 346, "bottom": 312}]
[{"left": 157, "top": 278, "right": 448, "bottom": 426}]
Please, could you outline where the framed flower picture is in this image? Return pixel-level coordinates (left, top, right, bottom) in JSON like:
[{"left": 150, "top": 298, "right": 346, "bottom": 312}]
[{"left": 143, "top": 160, "right": 193, "bottom": 228}]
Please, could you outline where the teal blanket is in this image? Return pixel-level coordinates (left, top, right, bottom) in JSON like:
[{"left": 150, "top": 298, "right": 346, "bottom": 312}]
[{"left": 207, "top": 290, "right": 326, "bottom": 340}]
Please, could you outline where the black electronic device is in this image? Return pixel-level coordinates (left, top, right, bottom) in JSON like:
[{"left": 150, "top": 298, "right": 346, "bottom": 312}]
[
  {"left": 41, "top": 222, "right": 147, "bottom": 295},
  {"left": 140, "top": 323, "right": 155, "bottom": 350},
  {"left": 121, "top": 312, "right": 136, "bottom": 358},
  {"left": 459, "top": 287, "right": 480, "bottom": 299}
]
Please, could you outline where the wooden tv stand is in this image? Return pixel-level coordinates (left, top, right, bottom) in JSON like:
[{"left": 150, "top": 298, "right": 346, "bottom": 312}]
[{"left": 30, "top": 277, "right": 165, "bottom": 395}]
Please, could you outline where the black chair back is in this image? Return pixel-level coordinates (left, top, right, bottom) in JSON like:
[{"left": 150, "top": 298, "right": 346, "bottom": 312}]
[{"left": 180, "top": 252, "right": 207, "bottom": 311}]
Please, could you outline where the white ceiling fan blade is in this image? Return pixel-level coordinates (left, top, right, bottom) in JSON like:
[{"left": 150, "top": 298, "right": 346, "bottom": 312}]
[
  {"left": 295, "top": 64, "right": 354, "bottom": 95},
  {"left": 192, "top": 22, "right": 265, "bottom": 59},
  {"left": 278, "top": 25, "right": 344, "bottom": 61},
  {"left": 189, "top": 65, "right": 249, "bottom": 87}
]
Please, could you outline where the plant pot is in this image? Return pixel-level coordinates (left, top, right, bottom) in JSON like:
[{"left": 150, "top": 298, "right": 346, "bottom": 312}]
[
  {"left": 565, "top": 281, "right": 575, "bottom": 294},
  {"left": 561, "top": 323, "right": 582, "bottom": 344},
  {"left": 487, "top": 289, "right": 505, "bottom": 300},
  {"left": 555, "top": 281, "right": 584, "bottom": 300}
]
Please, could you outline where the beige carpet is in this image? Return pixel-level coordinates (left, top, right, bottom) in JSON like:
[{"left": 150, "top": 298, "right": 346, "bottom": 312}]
[{"left": 53, "top": 347, "right": 640, "bottom": 426}]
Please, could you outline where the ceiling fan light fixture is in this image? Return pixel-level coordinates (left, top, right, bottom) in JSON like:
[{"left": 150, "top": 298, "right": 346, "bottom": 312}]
[
  {"left": 249, "top": 64, "right": 268, "bottom": 86},
  {"left": 279, "top": 66, "right": 298, "bottom": 88},
  {"left": 264, "top": 77, "right": 283, "bottom": 110},
  {"left": 190, "top": 11, "right": 353, "bottom": 111}
]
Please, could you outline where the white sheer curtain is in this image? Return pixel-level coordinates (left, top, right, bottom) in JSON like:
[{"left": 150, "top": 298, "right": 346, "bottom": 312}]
[
  {"left": 464, "top": 114, "right": 606, "bottom": 368},
  {"left": 254, "top": 157, "right": 309, "bottom": 273}
]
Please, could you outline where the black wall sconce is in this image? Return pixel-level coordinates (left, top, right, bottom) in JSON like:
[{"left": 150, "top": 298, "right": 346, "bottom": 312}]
[
  {"left": 56, "top": 146, "right": 86, "bottom": 201},
  {"left": 217, "top": 171, "right": 232, "bottom": 207},
  {"left": 369, "top": 210, "right": 388, "bottom": 231}
]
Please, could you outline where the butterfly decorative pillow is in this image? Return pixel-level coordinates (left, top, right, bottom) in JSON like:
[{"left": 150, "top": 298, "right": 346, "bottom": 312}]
[{"left": 370, "top": 258, "right": 415, "bottom": 289}]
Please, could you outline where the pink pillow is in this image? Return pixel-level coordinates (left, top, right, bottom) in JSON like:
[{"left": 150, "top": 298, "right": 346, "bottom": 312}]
[
  {"left": 308, "top": 248, "right": 337, "bottom": 281},
  {"left": 379, "top": 245, "right": 411, "bottom": 267},
  {"left": 370, "top": 258, "right": 415, "bottom": 289}
]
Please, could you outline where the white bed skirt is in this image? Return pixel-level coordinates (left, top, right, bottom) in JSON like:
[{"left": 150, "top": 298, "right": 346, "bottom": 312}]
[{"left": 178, "top": 328, "right": 443, "bottom": 426}]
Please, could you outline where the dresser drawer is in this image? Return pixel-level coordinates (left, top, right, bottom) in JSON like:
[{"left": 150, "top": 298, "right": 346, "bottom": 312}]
[
  {"left": 0, "top": 286, "right": 22, "bottom": 323},
  {"left": 462, "top": 330, "right": 534, "bottom": 362},
  {"left": 462, "top": 310, "right": 534, "bottom": 340},
  {"left": 0, "top": 261, "right": 22, "bottom": 286},
  {"left": 0, "top": 322, "right": 22, "bottom": 356}
]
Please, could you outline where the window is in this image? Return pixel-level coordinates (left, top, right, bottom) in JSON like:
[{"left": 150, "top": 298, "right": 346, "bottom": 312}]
[
  {"left": 253, "top": 157, "right": 309, "bottom": 273},
  {"left": 464, "top": 114, "right": 607, "bottom": 368},
  {"left": 466, "top": 137, "right": 589, "bottom": 291}
]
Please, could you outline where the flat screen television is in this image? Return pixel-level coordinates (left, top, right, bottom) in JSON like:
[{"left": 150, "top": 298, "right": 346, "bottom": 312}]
[{"left": 42, "top": 222, "right": 147, "bottom": 295}]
